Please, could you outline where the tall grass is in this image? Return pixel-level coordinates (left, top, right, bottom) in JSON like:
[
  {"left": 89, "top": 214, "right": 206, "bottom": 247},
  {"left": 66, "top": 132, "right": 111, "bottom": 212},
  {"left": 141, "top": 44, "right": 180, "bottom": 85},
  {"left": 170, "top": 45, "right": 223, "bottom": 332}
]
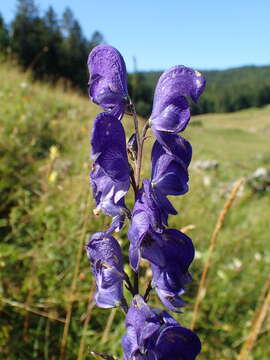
[{"left": 0, "top": 62, "right": 270, "bottom": 359}]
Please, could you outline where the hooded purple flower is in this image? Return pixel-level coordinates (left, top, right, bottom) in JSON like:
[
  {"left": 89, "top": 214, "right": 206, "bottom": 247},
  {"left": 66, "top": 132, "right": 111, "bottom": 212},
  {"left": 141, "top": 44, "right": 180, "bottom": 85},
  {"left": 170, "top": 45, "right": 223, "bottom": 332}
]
[
  {"left": 151, "top": 140, "right": 192, "bottom": 224},
  {"left": 122, "top": 295, "right": 161, "bottom": 360},
  {"left": 150, "top": 66, "right": 205, "bottom": 134},
  {"left": 90, "top": 112, "right": 130, "bottom": 231},
  {"left": 91, "top": 112, "right": 130, "bottom": 182},
  {"left": 86, "top": 232, "right": 124, "bottom": 308},
  {"left": 88, "top": 45, "right": 129, "bottom": 119},
  {"left": 90, "top": 164, "right": 127, "bottom": 232},
  {"left": 151, "top": 229, "right": 195, "bottom": 312},
  {"left": 122, "top": 295, "right": 201, "bottom": 360},
  {"left": 128, "top": 180, "right": 165, "bottom": 272},
  {"left": 152, "top": 132, "right": 192, "bottom": 165}
]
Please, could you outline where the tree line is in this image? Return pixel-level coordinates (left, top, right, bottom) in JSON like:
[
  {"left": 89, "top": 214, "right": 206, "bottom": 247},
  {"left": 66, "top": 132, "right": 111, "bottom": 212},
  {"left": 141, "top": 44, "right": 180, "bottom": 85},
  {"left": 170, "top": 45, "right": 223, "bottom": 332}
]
[
  {"left": 141, "top": 66, "right": 270, "bottom": 116},
  {"left": 1, "top": 0, "right": 270, "bottom": 116},
  {"left": 0, "top": 0, "right": 104, "bottom": 92}
]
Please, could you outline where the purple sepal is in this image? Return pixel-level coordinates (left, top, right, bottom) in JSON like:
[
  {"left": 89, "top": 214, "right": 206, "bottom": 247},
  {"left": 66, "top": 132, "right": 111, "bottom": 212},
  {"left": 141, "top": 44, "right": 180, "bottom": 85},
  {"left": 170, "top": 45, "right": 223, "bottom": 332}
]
[
  {"left": 150, "top": 66, "right": 206, "bottom": 133},
  {"left": 154, "top": 325, "right": 201, "bottom": 360},
  {"left": 91, "top": 112, "right": 130, "bottom": 182},
  {"left": 152, "top": 132, "right": 192, "bottom": 168},
  {"left": 90, "top": 164, "right": 128, "bottom": 232},
  {"left": 122, "top": 295, "right": 162, "bottom": 360},
  {"left": 128, "top": 180, "right": 165, "bottom": 271},
  {"left": 122, "top": 295, "right": 201, "bottom": 360},
  {"left": 86, "top": 233, "right": 124, "bottom": 308},
  {"left": 151, "top": 140, "right": 191, "bottom": 224},
  {"left": 151, "top": 141, "right": 189, "bottom": 196},
  {"left": 88, "top": 45, "right": 128, "bottom": 119},
  {"left": 90, "top": 112, "right": 130, "bottom": 231},
  {"left": 151, "top": 229, "right": 195, "bottom": 312}
]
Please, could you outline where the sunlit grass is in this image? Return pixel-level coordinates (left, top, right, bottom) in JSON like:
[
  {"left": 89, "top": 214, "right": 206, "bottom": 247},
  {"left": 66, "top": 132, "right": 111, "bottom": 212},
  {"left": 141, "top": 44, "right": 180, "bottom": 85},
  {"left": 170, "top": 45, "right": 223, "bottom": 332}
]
[{"left": 0, "top": 61, "right": 269, "bottom": 359}]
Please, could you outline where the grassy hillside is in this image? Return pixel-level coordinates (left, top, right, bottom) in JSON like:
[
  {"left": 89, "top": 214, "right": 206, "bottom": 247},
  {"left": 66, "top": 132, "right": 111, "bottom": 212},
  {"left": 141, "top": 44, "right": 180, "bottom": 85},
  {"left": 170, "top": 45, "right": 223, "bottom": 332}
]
[{"left": 0, "top": 62, "right": 270, "bottom": 360}]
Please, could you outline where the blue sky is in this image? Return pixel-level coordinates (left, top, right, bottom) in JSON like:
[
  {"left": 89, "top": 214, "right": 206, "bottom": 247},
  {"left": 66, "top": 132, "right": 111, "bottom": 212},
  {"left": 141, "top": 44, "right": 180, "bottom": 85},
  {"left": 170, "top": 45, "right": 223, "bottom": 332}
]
[{"left": 1, "top": 0, "right": 269, "bottom": 71}]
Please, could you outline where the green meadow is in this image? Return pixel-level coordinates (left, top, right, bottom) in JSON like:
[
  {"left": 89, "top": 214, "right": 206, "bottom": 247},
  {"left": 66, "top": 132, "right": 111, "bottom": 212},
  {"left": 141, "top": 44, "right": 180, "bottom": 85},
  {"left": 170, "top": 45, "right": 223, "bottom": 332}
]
[{"left": 0, "top": 62, "right": 269, "bottom": 360}]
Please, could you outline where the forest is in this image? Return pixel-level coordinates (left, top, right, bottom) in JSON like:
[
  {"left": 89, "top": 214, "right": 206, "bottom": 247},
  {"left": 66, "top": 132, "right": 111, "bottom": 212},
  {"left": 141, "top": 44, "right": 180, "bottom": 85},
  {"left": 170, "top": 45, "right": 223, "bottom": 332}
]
[{"left": 1, "top": 0, "right": 270, "bottom": 117}]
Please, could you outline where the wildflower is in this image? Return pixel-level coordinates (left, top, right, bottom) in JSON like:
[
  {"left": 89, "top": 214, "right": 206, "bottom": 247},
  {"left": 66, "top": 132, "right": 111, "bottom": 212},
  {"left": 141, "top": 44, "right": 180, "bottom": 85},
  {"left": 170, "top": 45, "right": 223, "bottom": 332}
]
[
  {"left": 128, "top": 180, "right": 165, "bottom": 271},
  {"left": 90, "top": 164, "right": 127, "bottom": 232},
  {"left": 91, "top": 112, "right": 130, "bottom": 182},
  {"left": 87, "top": 45, "right": 129, "bottom": 119},
  {"left": 86, "top": 233, "right": 124, "bottom": 308},
  {"left": 122, "top": 295, "right": 201, "bottom": 360},
  {"left": 151, "top": 229, "right": 194, "bottom": 312},
  {"left": 150, "top": 66, "right": 205, "bottom": 135},
  {"left": 151, "top": 140, "right": 191, "bottom": 224},
  {"left": 90, "top": 112, "right": 130, "bottom": 231}
]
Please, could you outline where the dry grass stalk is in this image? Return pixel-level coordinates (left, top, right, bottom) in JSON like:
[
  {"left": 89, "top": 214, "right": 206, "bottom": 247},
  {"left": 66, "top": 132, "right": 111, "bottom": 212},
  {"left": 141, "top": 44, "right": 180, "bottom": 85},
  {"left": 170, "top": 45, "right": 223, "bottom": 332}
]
[
  {"left": 77, "top": 283, "right": 95, "bottom": 360},
  {"left": 190, "top": 178, "right": 245, "bottom": 330},
  {"left": 101, "top": 308, "right": 117, "bottom": 344},
  {"left": 180, "top": 224, "right": 196, "bottom": 234},
  {"left": 23, "top": 261, "right": 38, "bottom": 341},
  {"left": 237, "top": 277, "right": 270, "bottom": 360},
  {"left": 60, "top": 191, "right": 91, "bottom": 360},
  {"left": 0, "top": 297, "right": 65, "bottom": 323},
  {"left": 233, "top": 274, "right": 270, "bottom": 347}
]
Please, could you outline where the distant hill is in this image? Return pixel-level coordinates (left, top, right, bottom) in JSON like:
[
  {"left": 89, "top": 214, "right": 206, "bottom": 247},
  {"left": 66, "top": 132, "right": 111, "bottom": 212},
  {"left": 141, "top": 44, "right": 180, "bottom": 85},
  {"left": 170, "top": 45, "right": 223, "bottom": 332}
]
[{"left": 129, "top": 65, "right": 270, "bottom": 116}]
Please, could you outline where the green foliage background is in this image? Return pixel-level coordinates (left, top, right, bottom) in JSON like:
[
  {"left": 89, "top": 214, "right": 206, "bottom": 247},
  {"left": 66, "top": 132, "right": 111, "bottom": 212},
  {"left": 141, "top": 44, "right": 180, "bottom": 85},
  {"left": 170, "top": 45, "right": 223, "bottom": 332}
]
[{"left": 0, "top": 61, "right": 270, "bottom": 359}]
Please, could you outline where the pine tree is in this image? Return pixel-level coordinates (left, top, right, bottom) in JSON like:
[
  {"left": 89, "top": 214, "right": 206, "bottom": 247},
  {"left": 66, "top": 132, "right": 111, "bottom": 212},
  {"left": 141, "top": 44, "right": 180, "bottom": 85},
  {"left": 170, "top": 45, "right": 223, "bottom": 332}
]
[
  {"left": 0, "top": 12, "right": 9, "bottom": 55},
  {"left": 11, "top": 0, "right": 45, "bottom": 71}
]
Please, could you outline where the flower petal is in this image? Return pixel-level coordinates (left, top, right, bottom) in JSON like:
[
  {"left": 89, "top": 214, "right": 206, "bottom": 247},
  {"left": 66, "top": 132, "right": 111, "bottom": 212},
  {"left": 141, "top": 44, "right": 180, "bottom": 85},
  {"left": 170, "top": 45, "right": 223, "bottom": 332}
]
[
  {"left": 156, "top": 325, "right": 201, "bottom": 360},
  {"left": 88, "top": 45, "right": 128, "bottom": 117}
]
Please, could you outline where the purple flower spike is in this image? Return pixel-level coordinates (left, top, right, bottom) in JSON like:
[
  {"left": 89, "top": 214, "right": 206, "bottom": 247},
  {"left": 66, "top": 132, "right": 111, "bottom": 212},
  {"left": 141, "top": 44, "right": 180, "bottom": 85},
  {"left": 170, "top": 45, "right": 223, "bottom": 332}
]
[
  {"left": 150, "top": 66, "right": 206, "bottom": 133},
  {"left": 86, "top": 233, "right": 124, "bottom": 308},
  {"left": 122, "top": 295, "right": 201, "bottom": 360},
  {"left": 151, "top": 229, "right": 195, "bottom": 312},
  {"left": 88, "top": 45, "right": 128, "bottom": 118}
]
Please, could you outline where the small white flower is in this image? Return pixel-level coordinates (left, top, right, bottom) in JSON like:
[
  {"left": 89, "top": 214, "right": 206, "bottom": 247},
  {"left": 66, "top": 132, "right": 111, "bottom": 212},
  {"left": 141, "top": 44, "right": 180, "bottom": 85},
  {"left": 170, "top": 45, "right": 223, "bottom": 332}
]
[
  {"left": 20, "top": 82, "right": 28, "bottom": 89},
  {"left": 254, "top": 252, "right": 262, "bottom": 261}
]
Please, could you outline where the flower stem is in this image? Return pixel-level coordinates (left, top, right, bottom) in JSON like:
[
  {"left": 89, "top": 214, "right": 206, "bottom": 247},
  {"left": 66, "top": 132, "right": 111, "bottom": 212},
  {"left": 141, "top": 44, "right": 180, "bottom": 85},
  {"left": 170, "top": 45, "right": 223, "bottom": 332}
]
[
  {"left": 133, "top": 270, "right": 139, "bottom": 295},
  {"left": 124, "top": 272, "right": 134, "bottom": 295},
  {"left": 143, "top": 281, "right": 153, "bottom": 302},
  {"left": 130, "top": 98, "right": 149, "bottom": 190},
  {"left": 129, "top": 100, "right": 149, "bottom": 296}
]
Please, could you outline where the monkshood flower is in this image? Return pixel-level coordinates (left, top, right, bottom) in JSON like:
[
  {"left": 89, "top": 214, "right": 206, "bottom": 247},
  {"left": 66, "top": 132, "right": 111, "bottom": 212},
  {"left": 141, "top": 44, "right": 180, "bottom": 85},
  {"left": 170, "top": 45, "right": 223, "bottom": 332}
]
[
  {"left": 122, "top": 295, "right": 201, "bottom": 360},
  {"left": 91, "top": 112, "right": 130, "bottom": 182},
  {"left": 90, "top": 164, "right": 126, "bottom": 232},
  {"left": 152, "top": 131, "right": 192, "bottom": 165},
  {"left": 128, "top": 179, "right": 165, "bottom": 271},
  {"left": 86, "top": 232, "right": 124, "bottom": 308},
  {"left": 151, "top": 229, "right": 195, "bottom": 312},
  {"left": 90, "top": 112, "right": 130, "bottom": 231},
  {"left": 151, "top": 139, "right": 192, "bottom": 224},
  {"left": 87, "top": 45, "right": 129, "bottom": 119},
  {"left": 149, "top": 65, "right": 206, "bottom": 135}
]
